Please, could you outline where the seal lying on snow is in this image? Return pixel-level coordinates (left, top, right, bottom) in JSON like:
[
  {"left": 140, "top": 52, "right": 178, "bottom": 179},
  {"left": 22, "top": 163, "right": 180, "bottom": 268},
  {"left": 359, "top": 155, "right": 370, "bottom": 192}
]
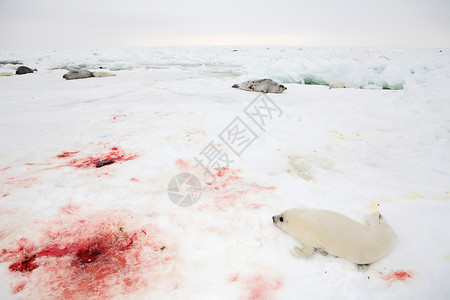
[
  {"left": 272, "top": 208, "right": 396, "bottom": 265},
  {"left": 91, "top": 71, "right": 116, "bottom": 78},
  {"left": 63, "top": 69, "right": 116, "bottom": 80},
  {"left": 232, "top": 79, "right": 286, "bottom": 93},
  {"left": 16, "top": 66, "right": 37, "bottom": 75},
  {"left": 63, "top": 69, "right": 94, "bottom": 80},
  {"left": 329, "top": 81, "right": 346, "bottom": 89}
]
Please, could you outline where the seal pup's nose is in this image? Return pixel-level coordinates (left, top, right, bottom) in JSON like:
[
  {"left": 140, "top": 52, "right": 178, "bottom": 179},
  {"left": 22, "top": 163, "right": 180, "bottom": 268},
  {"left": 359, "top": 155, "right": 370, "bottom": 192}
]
[{"left": 272, "top": 216, "right": 276, "bottom": 223}]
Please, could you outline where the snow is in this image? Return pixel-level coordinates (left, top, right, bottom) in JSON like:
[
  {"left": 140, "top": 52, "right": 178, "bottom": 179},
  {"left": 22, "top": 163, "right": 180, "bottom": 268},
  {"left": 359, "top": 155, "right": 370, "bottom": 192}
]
[
  {"left": 0, "top": 47, "right": 449, "bottom": 299},
  {"left": 1, "top": 47, "right": 448, "bottom": 89}
]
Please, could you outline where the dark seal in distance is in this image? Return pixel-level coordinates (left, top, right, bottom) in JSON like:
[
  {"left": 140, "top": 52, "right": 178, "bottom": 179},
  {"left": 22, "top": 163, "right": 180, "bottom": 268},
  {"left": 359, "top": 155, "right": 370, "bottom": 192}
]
[{"left": 16, "top": 66, "right": 37, "bottom": 75}]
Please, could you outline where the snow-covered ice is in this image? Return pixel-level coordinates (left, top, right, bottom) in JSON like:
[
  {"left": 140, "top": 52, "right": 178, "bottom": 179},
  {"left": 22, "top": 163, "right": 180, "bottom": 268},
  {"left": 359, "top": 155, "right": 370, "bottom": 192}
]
[{"left": 0, "top": 47, "right": 449, "bottom": 299}]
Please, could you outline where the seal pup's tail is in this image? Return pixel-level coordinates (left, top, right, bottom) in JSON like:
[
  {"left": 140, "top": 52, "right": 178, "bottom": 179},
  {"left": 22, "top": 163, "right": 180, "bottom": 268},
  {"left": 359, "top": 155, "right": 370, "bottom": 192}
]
[{"left": 232, "top": 84, "right": 239, "bottom": 88}]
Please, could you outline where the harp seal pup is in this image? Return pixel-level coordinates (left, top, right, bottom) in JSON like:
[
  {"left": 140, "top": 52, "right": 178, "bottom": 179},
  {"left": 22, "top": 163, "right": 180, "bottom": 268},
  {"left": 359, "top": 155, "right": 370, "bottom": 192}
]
[
  {"left": 92, "top": 71, "right": 116, "bottom": 78},
  {"left": 63, "top": 69, "right": 94, "bottom": 80},
  {"left": 272, "top": 208, "right": 396, "bottom": 265},
  {"left": 232, "top": 79, "right": 286, "bottom": 93},
  {"left": 329, "top": 81, "right": 346, "bottom": 89}
]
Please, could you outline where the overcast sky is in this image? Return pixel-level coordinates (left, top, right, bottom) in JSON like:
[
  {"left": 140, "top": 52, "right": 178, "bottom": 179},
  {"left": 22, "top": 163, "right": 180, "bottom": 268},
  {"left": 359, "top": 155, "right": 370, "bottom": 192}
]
[{"left": 0, "top": 0, "right": 449, "bottom": 49}]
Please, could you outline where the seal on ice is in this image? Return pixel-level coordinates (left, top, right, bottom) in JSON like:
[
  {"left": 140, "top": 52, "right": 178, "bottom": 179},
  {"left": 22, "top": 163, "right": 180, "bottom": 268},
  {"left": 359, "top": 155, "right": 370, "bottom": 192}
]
[
  {"left": 272, "top": 208, "right": 396, "bottom": 265},
  {"left": 92, "top": 71, "right": 116, "bottom": 78},
  {"left": 16, "top": 66, "right": 37, "bottom": 75},
  {"left": 63, "top": 69, "right": 94, "bottom": 80},
  {"left": 232, "top": 79, "right": 286, "bottom": 93},
  {"left": 329, "top": 81, "right": 346, "bottom": 89},
  {"left": 63, "top": 69, "right": 116, "bottom": 80}
]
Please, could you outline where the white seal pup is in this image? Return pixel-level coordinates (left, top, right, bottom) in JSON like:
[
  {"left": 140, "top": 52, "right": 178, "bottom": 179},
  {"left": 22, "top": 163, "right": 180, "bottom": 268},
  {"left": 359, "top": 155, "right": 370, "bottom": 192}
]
[
  {"left": 272, "top": 208, "right": 396, "bottom": 265},
  {"left": 329, "top": 81, "right": 346, "bottom": 89},
  {"left": 92, "top": 71, "right": 116, "bottom": 78},
  {"left": 232, "top": 79, "right": 286, "bottom": 93},
  {"left": 16, "top": 66, "right": 37, "bottom": 75},
  {"left": 63, "top": 69, "right": 94, "bottom": 80}
]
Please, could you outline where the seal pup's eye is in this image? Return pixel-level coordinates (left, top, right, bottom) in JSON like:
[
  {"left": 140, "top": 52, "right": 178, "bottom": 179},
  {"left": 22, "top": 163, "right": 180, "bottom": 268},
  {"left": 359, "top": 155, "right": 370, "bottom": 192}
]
[{"left": 280, "top": 216, "right": 284, "bottom": 222}]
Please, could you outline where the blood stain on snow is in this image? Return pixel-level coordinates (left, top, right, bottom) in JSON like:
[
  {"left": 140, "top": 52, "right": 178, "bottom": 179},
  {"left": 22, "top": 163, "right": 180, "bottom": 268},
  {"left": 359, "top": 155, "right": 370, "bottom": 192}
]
[
  {"left": 9, "top": 254, "right": 38, "bottom": 272},
  {"left": 2, "top": 193, "right": 9, "bottom": 197},
  {"left": 229, "top": 273, "right": 239, "bottom": 282},
  {"left": 4, "top": 177, "right": 38, "bottom": 189},
  {"left": 12, "top": 281, "right": 26, "bottom": 294},
  {"left": 246, "top": 275, "right": 283, "bottom": 300},
  {"left": 59, "top": 202, "right": 81, "bottom": 215},
  {"left": 247, "top": 203, "right": 263, "bottom": 210},
  {"left": 0, "top": 212, "right": 172, "bottom": 299},
  {"left": 206, "top": 167, "right": 275, "bottom": 209},
  {"left": 184, "top": 130, "right": 206, "bottom": 141},
  {"left": 381, "top": 270, "right": 413, "bottom": 286},
  {"left": 213, "top": 167, "right": 243, "bottom": 189},
  {"left": 175, "top": 159, "right": 192, "bottom": 171},
  {"left": 56, "top": 151, "right": 79, "bottom": 158},
  {"left": 130, "top": 178, "right": 140, "bottom": 182},
  {"left": 23, "top": 162, "right": 52, "bottom": 167},
  {"left": 56, "top": 146, "right": 138, "bottom": 169},
  {"left": 209, "top": 167, "right": 276, "bottom": 193},
  {"left": 112, "top": 114, "right": 127, "bottom": 120},
  {"left": 231, "top": 273, "right": 283, "bottom": 300},
  {"left": 174, "top": 160, "right": 276, "bottom": 209}
]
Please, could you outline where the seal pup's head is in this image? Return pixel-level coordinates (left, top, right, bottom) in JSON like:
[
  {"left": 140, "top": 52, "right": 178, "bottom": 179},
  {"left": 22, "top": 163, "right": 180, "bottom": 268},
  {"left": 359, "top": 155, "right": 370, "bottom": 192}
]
[
  {"left": 277, "top": 84, "right": 287, "bottom": 93},
  {"left": 272, "top": 208, "right": 302, "bottom": 233}
]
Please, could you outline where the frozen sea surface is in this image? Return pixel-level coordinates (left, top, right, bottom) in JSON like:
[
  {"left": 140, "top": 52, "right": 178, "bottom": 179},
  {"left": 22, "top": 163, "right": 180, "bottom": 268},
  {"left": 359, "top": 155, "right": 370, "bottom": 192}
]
[
  {"left": 1, "top": 46, "right": 449, "bottom": 89},
  {"left": 0, "top": 47, "right": 449, "bottom": 299}
]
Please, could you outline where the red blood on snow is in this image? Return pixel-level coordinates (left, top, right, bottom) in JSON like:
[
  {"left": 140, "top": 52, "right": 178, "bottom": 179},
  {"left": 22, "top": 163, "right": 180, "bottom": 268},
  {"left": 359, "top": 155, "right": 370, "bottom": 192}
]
[
  {"left": 12, "top": 282, "right": 26, "bottom": 294},
  {"left": 0, "top": 211, "right": 171, "bottom": 299},
  {"left": 381, "top": 270, "right": 413, "bottom": 286},
  {"left": 56, "top": 151, "right": 79, "bottom": 158},
  {"left": 8, "top": 254, "right": 38, "bottom": 273},
  {"left": 56, "top": 146, "right": 138, "bottom": 169},
  {"left": 246, "top": 274, "right": 283, "bottom": 300},
  {"left": 174, "top": 159, "right": 276, "bottom": 209},
  {"left": 230, "top": 273, "right": 283, "bottom": 300}
]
